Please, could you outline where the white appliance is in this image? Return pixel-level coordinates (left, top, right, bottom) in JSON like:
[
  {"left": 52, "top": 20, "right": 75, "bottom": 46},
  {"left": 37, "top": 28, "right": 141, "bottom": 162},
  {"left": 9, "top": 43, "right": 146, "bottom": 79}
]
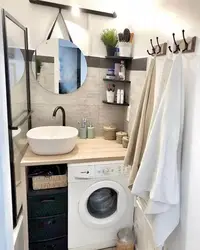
[{"left": 68, "top": 161, "right": 134, "bottom": 250}]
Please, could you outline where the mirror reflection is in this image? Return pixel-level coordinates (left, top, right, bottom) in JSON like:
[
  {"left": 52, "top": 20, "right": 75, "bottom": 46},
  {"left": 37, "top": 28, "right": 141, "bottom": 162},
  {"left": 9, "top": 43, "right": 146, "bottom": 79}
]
[
  {"left": 34, "top": 38, "right": 88, "bottom": 94},
  {"left": 8, "top": 47, "right": 25, "bottom": 86}
]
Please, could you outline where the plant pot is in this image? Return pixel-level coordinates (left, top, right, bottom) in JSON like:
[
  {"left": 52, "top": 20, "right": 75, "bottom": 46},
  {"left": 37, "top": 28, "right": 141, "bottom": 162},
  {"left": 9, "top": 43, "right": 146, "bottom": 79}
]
[
  {"left": 106, "top": 46, "right": 116, "bottom": 56},
  {"left": 118, "top": 42, "right": 132, "bottom": 57}
]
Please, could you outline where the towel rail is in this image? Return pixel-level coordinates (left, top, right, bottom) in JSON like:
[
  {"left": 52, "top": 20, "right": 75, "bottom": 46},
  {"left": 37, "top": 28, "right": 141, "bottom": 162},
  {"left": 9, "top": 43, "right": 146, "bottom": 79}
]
[{"left": 10, "top": 111, "right": 33, "bottom": 130}]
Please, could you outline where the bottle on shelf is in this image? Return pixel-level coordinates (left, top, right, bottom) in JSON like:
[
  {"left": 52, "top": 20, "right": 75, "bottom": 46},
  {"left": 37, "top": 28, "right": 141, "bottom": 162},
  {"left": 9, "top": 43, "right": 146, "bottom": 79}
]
[
  {"left": 117, "top": 89, "right": 121, "bottom": 104},
  {"left": 119, "top": 60, "right": 126, "bottom": 81},
  {"left": 120, "top": 89, "right": 124, "bottom": 104}
]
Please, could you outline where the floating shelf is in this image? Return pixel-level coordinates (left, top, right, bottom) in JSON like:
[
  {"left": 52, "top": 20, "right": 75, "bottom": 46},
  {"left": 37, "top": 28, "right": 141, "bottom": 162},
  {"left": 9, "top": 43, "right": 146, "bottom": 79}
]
[
  {"left": 105, "top": 56, "right": 133, "bottom": 60},
  {"left": 103, "top": 78, "right": 131, "bottom": 83},
  {"left": 102, "top": 100, "right": 129, "bottom": 106}
]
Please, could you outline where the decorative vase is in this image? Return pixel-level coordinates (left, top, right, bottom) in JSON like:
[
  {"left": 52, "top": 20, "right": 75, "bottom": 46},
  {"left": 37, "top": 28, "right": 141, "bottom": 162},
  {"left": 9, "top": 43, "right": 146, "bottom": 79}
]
[{"left": 106, "top": 46, "right": 116, "bottom": 56}]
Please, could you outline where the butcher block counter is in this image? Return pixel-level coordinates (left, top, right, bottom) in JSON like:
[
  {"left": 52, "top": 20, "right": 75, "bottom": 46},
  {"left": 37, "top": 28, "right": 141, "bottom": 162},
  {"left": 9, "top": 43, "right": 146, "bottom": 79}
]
[{"left": 21, "top": 137, "right": 127, "bottom": 167}]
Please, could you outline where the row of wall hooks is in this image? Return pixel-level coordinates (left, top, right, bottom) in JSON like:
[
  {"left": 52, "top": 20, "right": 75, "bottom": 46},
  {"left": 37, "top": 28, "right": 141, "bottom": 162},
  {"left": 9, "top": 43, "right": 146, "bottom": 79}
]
[
  {"left": 147, "top": 30, "right": 197, "bottom": 56},
  {"left": 168, "top": 30, "right": 188, "bottom": 53}
]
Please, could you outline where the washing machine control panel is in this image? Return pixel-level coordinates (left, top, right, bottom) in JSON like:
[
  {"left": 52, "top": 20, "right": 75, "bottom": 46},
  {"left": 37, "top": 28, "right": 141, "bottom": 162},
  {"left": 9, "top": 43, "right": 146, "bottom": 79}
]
[
  {"left": 68, "top": 161, "right": 131, "bottom": 182},
  {"left": 95, "top": 161, "right": 126, "bottom": 177}
]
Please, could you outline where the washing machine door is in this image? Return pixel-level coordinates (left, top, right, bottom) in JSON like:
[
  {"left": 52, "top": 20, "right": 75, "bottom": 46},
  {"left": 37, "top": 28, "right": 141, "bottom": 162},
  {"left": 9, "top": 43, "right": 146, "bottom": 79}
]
[{"left": 79, "top": 180, "right": 129, "bottom": 228}]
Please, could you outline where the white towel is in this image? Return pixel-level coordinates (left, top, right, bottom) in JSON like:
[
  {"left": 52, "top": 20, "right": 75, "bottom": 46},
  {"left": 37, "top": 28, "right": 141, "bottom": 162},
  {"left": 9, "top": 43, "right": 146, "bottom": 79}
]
[{"left": 132, "top": 54, "right": 184, "bottom": 247}]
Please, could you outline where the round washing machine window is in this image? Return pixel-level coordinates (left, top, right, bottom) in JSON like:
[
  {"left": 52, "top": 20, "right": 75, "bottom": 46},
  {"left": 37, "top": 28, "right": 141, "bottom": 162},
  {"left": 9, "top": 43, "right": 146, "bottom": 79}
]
[
  {"left": 87, "top": 188, "right": 118, "bottom": 219},
  {"left": 79, "top": 180, "right": 128, "bottom": 228}
]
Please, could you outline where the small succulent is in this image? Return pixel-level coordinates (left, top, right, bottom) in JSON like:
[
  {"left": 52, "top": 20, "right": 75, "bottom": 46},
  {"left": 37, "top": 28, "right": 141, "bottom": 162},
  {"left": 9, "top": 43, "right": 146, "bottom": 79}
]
[{"left": 101, "top": 29, "right": 118, "bottom": 47}]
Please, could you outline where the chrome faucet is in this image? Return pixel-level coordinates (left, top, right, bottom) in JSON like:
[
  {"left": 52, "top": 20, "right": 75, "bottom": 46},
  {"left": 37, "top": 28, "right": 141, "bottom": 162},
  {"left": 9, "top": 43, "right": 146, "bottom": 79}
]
[{"left": 52, "top": 106, "right": 66, "bottom": 126}]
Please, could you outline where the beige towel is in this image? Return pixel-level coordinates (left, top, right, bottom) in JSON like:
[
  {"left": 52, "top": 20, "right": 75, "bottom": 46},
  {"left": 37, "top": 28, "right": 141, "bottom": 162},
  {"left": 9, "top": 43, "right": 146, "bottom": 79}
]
[{"left": 124, "top": 58, "right": 156, "bottom": 186}]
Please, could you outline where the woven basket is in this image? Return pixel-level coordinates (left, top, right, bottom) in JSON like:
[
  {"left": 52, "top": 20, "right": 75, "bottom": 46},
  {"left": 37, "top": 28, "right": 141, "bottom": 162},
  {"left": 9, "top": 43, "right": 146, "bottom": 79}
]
[
  {"left": 32, "top": 175, "right": 67, "bottom": 190},
  {"left": 103, "top": 125, "right": 117, "bottom": 140}
]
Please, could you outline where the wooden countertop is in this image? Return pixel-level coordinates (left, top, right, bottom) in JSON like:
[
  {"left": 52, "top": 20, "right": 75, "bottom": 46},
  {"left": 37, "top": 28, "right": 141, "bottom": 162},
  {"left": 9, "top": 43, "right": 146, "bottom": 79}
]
[{"left": 21, "top": 137, "right": 127, "bottom": 167}]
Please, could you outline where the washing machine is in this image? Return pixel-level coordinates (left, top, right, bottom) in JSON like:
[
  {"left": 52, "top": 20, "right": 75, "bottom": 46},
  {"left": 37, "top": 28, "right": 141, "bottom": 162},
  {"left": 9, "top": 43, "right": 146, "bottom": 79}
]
[{"left": 68, "top": 161, "right": 134, "bottom": 250}]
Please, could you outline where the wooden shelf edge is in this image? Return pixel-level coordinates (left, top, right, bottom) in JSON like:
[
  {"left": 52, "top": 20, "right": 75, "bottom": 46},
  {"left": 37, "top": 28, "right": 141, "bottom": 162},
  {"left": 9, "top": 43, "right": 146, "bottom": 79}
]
[{"left": 102, "top": 100, "right": 129, "bottom": 106}]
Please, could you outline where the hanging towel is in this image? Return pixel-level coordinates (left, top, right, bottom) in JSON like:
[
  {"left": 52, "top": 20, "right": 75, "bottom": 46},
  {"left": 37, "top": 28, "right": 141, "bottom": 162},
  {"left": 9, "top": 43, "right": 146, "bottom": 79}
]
[
  {"left": 132, "top": 54, "right": 184, "bottom": 247},
  {"left": 151, "top": 58, "right": 173, "bottom": 124},
  {"left": 124, "top": 58, "right": 156, "bottom": 186}
]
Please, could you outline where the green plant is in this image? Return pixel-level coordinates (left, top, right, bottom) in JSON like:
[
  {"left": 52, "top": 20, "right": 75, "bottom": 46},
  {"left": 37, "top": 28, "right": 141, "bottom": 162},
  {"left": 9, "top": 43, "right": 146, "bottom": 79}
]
[{"left": 101, "top": 29, "right": 118, "bottom": 47}]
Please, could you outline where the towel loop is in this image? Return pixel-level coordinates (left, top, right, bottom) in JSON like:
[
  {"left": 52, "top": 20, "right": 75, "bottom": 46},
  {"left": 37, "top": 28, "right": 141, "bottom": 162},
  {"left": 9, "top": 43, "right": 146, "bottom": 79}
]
[
  {"left": 168, "top": 33, "right": 180, "bottom": 53},
  {"left": 147, "top": 39, "right": 156, "bottom": 56},
  {"left": 182, "top": 29, "right": 188, "bottom": 52},
  {"left": 156, "top": 37, "right": 161, "bottom": 54}
]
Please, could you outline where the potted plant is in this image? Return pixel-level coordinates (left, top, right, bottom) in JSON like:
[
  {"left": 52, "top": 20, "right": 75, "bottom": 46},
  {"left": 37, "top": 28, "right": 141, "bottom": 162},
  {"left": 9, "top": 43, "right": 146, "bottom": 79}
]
[{"left": 101, "top": 29, "right": 118, "bottom": 56}]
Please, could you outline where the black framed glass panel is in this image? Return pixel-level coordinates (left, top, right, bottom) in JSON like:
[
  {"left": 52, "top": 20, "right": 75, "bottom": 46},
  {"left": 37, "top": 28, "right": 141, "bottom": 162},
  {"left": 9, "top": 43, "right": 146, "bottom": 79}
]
[{"left": 2, "top": 9, "right": 32, "bottom": 228}]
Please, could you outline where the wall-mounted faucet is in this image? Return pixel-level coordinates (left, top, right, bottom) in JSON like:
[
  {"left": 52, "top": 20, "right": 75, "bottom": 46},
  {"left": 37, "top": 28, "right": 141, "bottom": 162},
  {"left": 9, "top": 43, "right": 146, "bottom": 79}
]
[{"left": 52, "top": 106, "right": 66, "bottom": 126}]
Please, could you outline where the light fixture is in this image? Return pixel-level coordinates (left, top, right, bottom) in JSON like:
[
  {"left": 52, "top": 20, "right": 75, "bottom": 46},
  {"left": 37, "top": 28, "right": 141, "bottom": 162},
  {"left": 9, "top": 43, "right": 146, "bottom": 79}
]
[{"left": 71, "top": 5, "right": 80, "bottom": 17}]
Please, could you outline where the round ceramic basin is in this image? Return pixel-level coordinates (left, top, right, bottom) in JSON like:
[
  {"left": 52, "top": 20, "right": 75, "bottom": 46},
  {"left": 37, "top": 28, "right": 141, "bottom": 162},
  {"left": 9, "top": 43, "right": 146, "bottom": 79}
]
[{"left": 27, "top": 126, "right": 78, "bottom": 155}]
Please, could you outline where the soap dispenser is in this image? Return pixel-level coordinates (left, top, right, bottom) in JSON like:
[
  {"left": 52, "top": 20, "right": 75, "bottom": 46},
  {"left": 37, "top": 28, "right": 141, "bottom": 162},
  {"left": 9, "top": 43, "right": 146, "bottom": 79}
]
[
  {"left": 79, "top": 118, "right": 87, "bottom": 139},
  {"left": 87, "top": 122, "right": 95, "bottom": 139}
]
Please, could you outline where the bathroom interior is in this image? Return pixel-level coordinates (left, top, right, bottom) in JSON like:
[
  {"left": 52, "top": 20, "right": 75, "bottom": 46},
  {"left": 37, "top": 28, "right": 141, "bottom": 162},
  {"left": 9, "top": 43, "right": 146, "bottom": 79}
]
[{"left": 0, "top": 0, "right": 200, "bottom": 250}]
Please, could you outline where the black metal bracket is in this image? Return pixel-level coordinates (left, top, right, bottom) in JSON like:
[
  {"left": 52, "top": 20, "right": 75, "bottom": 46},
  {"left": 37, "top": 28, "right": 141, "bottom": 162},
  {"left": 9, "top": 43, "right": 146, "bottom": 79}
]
[
  {"left": 46, "top": 9, "right": 73, "bottom": 42},
  {"left": 29, "top": 0, "right": 117, "bottom": 18}
]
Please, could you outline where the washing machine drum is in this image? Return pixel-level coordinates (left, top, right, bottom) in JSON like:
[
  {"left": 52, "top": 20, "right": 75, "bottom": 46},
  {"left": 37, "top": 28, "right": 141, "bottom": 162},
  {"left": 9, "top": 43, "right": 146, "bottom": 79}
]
[{"left": 87, "top": 188, "right": 117, "bottom": 219}]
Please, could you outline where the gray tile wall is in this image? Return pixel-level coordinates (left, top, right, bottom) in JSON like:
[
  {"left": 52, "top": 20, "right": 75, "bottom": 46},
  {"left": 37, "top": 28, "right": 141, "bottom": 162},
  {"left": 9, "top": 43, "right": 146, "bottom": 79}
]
[{"left": 30, "top": 67, "right": 126, "bottom": 135}]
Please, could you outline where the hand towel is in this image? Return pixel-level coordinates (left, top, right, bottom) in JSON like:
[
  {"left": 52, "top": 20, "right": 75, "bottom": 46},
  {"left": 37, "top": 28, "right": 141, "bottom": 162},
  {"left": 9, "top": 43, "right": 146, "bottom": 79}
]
[
  {"left": 124, "top": 58, "right": 156, "bottom": 186},
  {"left": 132, "top": 54, "right": 184, "bottom": 247}
]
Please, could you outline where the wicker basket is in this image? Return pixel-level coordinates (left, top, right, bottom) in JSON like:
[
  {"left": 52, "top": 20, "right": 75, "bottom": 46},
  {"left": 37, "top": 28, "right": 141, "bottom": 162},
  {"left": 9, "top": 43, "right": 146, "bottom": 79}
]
[
  {"left": 32, "top": 175, "right": 67, "bottom": 190},
  {"left": 116, "top": 131, "right": 128, "bottom": 144},
  {"left": 103, "top": 125, "right": 117, "bottom": 140}
]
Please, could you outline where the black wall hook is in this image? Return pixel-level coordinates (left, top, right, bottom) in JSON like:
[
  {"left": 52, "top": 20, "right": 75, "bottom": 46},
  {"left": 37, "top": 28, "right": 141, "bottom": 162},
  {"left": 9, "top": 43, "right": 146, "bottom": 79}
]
[
  {"left": 169, "top": 33, "right": 180, "bottom": 53},
  {"left": 182, "top": 30, "right": 188, "bottom": 52},
  {"left": 156, "top": 37, "right": 161, "bottom": 54},
  {"left": 147, "top": 39, "right": 156, "bottom": 56}
]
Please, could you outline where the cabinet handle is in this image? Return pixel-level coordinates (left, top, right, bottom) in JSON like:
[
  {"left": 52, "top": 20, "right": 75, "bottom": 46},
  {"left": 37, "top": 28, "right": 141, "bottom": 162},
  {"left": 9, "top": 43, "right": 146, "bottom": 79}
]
[{"left": 40, "top": 198, "right": 55, "bottom": 203}]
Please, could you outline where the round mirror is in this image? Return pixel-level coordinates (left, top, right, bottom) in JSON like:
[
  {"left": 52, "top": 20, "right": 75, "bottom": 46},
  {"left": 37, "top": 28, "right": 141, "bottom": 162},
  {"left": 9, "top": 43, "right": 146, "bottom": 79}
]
[{"left": 34, "top": 38, "right": 88, "bottom": 94}]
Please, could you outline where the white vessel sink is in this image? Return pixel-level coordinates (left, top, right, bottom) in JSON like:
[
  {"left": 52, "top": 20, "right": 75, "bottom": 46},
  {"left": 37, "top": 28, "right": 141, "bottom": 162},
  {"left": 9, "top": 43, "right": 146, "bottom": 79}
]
[{"left": 27, "top": 126, "right": 78, "bottom": 155}]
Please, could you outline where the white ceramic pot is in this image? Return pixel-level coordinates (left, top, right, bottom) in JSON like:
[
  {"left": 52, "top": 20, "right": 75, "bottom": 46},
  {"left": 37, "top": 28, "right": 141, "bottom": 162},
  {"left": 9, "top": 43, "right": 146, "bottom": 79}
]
[{"left": 119, "top": 42, "right": 132, "bottom": 57}]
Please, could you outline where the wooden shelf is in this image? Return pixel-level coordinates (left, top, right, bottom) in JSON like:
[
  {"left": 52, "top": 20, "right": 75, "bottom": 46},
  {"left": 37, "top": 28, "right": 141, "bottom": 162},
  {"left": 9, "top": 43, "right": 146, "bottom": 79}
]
[
  {"left": 103, "top": 78, "right": 131, "bottom": 83},
  {"left": 105, "top": 56, "right": 133, "bottom": 60},
  {"left": 102, "top": 100, "right": 129, "bottom": 106}
]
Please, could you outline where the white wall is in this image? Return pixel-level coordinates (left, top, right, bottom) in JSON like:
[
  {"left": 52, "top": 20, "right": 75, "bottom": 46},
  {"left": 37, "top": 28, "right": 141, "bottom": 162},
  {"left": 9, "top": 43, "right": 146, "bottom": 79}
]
[
  {"left": 0, "top": 13, "right": 14, "bottom": 250},
  {"left": 0, "top": 0, "right": 131, "bottom": 56}
]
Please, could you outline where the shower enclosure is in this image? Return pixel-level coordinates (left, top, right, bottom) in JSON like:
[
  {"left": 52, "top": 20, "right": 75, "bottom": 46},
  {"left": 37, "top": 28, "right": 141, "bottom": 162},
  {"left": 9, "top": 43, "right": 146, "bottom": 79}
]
[{"left": 2, "top": 9, "right": 32, "bottom": 227}]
